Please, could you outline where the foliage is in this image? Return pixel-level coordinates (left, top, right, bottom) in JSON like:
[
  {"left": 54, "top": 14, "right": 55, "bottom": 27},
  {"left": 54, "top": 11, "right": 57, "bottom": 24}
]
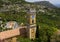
[
  {"left": 17, "top": 36, "right": 31, "bottom": 42},
  {"left": 35, "top": 23, "right": 57, "bottom": 42},
  {"left": 0, "top": 27, "right": 3, "bottom": 32},
  {"left": 0, "top": 12, "right": 27, "bottom": 24},
  {"left": 8, "top": 0, "right": 25, "bottom": 3}
]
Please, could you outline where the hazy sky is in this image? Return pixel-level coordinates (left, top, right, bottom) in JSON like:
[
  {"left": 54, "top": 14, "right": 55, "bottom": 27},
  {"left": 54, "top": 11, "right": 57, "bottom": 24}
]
[{"left": 25, "top": 0, "right": 60, "bottom": 4}]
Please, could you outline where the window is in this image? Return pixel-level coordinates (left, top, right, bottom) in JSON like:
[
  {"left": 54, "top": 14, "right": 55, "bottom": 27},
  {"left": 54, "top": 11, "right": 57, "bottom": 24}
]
[
  {"left": 32, "top": 19, "right": 34, "bottom": 23},
  {"left": 32, "top": 15, "right": 34, "bottom": 23},
  {"left": 32, "top": 15, "right": 34, "bottom": 19}
]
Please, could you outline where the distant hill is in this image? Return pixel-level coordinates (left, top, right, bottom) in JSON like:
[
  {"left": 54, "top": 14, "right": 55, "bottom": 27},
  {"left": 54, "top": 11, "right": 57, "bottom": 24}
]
[
  {"left": 55, "top": 4, "right": 60, "bottom": 8},
  {"left": 34, "top": 1, "right": 57, "bottom": 8},
  {"left": 0, "top": 0, "right": 60, "bottom": 29}
]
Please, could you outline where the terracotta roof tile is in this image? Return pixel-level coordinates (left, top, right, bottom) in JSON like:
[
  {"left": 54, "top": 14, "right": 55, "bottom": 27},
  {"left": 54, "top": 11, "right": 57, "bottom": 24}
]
[{"left": 0, "top": 28, "right": 20, "bottom": 40}]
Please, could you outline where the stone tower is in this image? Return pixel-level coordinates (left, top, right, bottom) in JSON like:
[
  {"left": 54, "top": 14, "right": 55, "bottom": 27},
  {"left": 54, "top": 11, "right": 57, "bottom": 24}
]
[{"left": 27, "top": 8, "right": 36, "bottom": 40}]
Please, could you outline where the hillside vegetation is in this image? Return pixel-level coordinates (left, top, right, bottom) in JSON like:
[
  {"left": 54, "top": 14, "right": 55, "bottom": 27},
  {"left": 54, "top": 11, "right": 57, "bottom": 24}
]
[{"left": 0, "top": 0, "right": 60, "bottom": 42}]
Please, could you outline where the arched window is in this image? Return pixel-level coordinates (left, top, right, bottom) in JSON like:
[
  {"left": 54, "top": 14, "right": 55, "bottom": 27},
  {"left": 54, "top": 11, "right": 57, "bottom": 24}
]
[{"left": 32, "top": 15, "right": 34, "bottom": 23}]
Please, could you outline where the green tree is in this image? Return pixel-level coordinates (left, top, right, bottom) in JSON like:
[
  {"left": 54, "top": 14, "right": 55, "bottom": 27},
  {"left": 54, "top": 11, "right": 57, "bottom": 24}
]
[
  {"left": 36, "top": 24, "right": 57, "bottom": 42},
  {"left": 17, "top": 37, "right": 31, "bottom": 42}
]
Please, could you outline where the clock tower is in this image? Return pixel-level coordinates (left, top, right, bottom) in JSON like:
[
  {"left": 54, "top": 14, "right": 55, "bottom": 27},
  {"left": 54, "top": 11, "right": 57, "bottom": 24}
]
[{"left": 27, "top": 8, "right": 36, "bottom": 40}]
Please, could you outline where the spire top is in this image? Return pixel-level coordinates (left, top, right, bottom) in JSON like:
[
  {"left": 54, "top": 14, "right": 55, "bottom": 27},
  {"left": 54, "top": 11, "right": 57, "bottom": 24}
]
[{"left": 27, "top": 8, "right": 36, "bottom": 14}]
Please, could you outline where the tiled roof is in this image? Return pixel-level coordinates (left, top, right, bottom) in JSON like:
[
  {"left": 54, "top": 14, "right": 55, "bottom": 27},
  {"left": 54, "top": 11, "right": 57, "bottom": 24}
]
[
  {"left": 0, "top": 26, "right": 27, "bottom": 40},
  {"left": 0, "top": 28, "right": 20, "bottom": 40}
]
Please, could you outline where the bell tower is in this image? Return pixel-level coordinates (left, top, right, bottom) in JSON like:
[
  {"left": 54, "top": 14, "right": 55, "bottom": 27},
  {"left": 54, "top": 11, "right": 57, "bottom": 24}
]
[{"left": 27, "top": 8, "right": 36, "bottom": 40}]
